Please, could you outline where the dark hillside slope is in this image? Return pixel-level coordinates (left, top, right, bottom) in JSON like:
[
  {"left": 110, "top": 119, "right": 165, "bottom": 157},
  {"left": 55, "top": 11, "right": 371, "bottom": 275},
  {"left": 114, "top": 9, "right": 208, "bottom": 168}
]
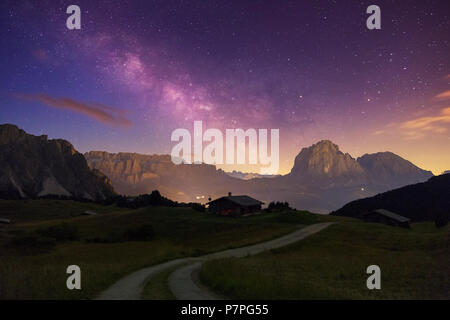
[{"left": 331, "top": 173, "right": 450, "bottom": 222}]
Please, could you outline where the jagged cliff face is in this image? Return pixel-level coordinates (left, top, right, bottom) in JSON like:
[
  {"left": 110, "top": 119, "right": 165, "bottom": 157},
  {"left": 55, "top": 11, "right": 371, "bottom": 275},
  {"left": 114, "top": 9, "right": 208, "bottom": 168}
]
[
  {"left": 85, "top": 151, "right": 246, "bottom": 202},
  {"left": 287, "top": 140, "right": 432, "bottom": 190},
  {"left": 0, "top": 124, "right": 115, "bottom": 200},
  {"left": 0, "top": 124, "right": 432, "bottom": 212},
  {"left": 85, "top": 141, "right": 434, "bottom": 212},
  {"left": 288, "top": 140, "right": 366, "bottom": 186},
  {"left": 85, "top": 151, "right": 171, "bottom": 185},
  {"left": 85, "top": 140, "right": 433, "bottom": 213}
]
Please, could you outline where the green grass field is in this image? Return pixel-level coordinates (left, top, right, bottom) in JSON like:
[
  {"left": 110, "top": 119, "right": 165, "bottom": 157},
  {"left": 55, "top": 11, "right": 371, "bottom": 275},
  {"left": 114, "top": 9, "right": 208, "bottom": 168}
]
[
  {"left": 0, "top": 199, "right": 328, "bottom": 299},
  {"left": 3, "top": 199, "right": 447, "bottom": 300},
  {"left": 199, "top": 221, "right": 450, "bottom": 299},
  {"left": 141, "top": 264, "right": 182, "bottom": 300}
]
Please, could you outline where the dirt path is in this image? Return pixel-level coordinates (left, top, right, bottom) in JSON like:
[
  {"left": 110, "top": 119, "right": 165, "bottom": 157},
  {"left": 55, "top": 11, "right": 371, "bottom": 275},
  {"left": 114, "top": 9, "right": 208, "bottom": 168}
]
[
  {"left": 168, "top": 222, "right": 333, "bottom": 300},
  {"left": 96, "top": 222, "right": 333, "bottom": 300},
  {"left": 168, "top": 262, "right": 222, "bottom": 300}
]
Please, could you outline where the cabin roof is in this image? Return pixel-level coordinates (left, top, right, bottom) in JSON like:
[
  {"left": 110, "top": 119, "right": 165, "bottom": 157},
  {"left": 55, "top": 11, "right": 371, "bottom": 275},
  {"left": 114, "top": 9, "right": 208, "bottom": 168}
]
[
  {"left": 82, "top": 210, "right": 98, "bottom": 216},
  {"left": 208, "top": 195, "right": 264, "bottom": 207},
  {"left": 364, "top": 209, "right": 410, "bottom": 223}
]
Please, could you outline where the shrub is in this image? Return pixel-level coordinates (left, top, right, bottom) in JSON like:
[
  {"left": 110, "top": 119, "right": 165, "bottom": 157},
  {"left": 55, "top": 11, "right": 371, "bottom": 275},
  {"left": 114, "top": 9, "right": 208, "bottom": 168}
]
[
  {"left": 435, "top": 213, "right": 448, "bottom": 228},
  {"left": 123, "top": 224, "right": 155, "bottom": 241},
  {"left": 267, "top": 201, "right": 291, "bottom": 212},
  {"left": 114, "top": 190, "right": 178, "bottom": 208},
  {"left": 36, "top": 223, "right": 79, "bottom": 241}
]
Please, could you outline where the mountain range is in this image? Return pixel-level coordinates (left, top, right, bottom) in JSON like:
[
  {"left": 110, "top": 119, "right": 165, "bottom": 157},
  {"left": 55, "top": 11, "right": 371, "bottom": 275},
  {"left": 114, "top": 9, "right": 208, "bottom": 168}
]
[
  {"left": 84, "top": 151, "right": 246, "bottom": 203},
  {"left": 225, "top": 171, "right": 280, "bottom": 180},
  {"left": 85, "top": 139, "right": 433, "bottom": 212},
  {"left": 0, "top": 124, "right": 435, "bottom": 212},
  {"left": 0, "top": 124, "right": 115, "bottom": 200}
]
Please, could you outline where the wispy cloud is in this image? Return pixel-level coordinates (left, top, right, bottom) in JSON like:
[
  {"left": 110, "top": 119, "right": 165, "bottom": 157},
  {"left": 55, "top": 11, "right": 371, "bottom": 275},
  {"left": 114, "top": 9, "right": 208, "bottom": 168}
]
[
  {"left": 374, "top": 81, "right": 450, "bottom": 140},
  {"left": 389, "top": 107, "right": 450, "bottom": 140},
  {"left": 17, "top": 94, "right": 132, "bottom": 127},
  {"left": 401, "top": 107, "right": 450, "bottom": 129},
  {"left": 372, "top": 107, "right": 450, "bottom": 140},
  {"left": 434, "top": 90, "right": 450, "bottom": 101}
]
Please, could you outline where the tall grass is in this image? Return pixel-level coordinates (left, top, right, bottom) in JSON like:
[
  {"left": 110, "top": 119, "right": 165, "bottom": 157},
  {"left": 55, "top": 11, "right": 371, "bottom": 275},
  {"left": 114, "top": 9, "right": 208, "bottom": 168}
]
[
  {"left": 0, "top": 200, "right": 325, "bottom": 299},
  {"left": 199, "top": 222, "right": 450, "bottom": 299}
]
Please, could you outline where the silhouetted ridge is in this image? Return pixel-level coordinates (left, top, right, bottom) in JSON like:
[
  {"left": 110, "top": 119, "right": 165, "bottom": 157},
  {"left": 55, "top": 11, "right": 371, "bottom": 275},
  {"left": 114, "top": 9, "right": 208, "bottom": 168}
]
[{"left": 331, "top": 173, "right": 450, "bottom": 221}]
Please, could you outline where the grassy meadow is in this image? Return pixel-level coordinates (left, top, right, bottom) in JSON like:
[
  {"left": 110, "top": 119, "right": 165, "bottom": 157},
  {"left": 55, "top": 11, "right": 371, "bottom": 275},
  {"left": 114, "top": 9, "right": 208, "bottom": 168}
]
[
  {"left": 199, "top": 221, "right": 450, "bottom": 299},
  {"left": 0, "top": 199, "right": 329, "bottom": 299}
]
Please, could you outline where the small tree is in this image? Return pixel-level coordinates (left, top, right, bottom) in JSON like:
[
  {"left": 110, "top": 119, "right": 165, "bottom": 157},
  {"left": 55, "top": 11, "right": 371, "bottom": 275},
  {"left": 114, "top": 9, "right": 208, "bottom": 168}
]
[{"left": 149, "top": 190, "right": 163, "bottom": 205}]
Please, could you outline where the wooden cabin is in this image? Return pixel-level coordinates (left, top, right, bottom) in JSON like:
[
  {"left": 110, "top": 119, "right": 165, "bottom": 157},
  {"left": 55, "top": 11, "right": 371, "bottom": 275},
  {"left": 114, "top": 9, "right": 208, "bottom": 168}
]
[
  {"left": 81, "top": 210, "right": 98, "bottom": 216},
  {"left": 207, "top": 193, "right": 263, "bottom": 217},
  {"left": 0, "top": 218, "right": 11, "bottom": 224},
  {"left": 362, "top": 209, "right": 410, "bottom": 228}
]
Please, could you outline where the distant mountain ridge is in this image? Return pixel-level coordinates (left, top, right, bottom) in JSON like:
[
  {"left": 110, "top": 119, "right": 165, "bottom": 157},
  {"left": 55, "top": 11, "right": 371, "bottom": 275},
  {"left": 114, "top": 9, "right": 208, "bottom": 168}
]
[
  {"left": 0, "top": 124, "right": 433, "bottom": 212},
  {"left": 85, "top": 151, "right": 246, "bottom": 203},
  {"left": 0, "top": 124, "right": 115, "bottom": 200},
  {"left": 286, "top": 140, "right": 433, "bottom": 190},
  {"left": 225, "top": 170, "right": 280, "bottom": 180},
  {"left": 331, "top": 173, "right": 450, "bottom": 221},
  {"left": 85, "top": 140, "right": 433, "bottom": 212},
  {"left": 357, "top": 151, "right": 433, "bottom": 190}
]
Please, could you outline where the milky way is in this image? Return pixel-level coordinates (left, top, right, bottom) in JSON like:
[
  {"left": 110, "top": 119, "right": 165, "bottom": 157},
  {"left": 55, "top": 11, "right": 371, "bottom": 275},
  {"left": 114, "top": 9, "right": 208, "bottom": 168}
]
[{"left": 1, "top": 0, "right": 449, "bottom": 174}]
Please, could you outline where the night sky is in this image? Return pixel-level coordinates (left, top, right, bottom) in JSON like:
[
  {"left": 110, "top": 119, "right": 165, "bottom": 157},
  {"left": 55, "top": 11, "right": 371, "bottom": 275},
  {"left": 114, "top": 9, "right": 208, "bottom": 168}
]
[{"left": 1, "top": 0, "right": 449, "bottom": 174}]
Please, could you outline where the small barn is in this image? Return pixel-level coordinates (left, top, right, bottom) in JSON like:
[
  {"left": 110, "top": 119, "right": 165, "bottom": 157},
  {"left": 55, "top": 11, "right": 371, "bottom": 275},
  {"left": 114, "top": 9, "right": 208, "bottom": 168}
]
[
  {"left": 81, "top": 210, "right": 98, "bottom": 216},
  {"left": 362, "top": 209, "right": 410, "bottom": 228},
  {"left": 207, "top": 193, "right": 263, "bottom": 217},
  {"left": 0, "top": 218, "right": 11, "bottom": 224}
]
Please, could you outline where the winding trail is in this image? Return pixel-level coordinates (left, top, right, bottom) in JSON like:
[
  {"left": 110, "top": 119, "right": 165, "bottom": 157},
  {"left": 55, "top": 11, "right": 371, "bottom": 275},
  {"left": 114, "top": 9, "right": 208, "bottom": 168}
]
[{"left": 96, "top": 222, "right": 333, "bottom": 300}]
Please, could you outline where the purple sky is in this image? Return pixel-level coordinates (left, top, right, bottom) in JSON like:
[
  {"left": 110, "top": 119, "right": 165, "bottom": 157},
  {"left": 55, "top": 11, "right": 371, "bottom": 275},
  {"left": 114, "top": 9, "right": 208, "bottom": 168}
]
[{"left": 1, "top": 0, "right": 449, "bottom": 174}]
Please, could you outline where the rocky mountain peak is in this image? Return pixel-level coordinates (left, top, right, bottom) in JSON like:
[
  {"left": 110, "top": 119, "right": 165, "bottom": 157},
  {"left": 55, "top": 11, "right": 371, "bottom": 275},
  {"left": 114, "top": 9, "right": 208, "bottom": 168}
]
[
  {"left": 312, "top": 139, "right": 339, "bottom": 151},
  {"left": 0, "top": 124, "right": 115, "bottom": 200},
  {"left": 290, "top": 140, "right": 364, "bottom": 182},
  {"left": 357, "top": 151, "right": 433, "bottom": 188}
]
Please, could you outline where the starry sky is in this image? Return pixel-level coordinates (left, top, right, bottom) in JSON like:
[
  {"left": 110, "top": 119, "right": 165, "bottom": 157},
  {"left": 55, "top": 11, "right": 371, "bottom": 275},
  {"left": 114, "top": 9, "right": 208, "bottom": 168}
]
[{"left": 1, "top": 0, "right": 449, "bottom": 174}]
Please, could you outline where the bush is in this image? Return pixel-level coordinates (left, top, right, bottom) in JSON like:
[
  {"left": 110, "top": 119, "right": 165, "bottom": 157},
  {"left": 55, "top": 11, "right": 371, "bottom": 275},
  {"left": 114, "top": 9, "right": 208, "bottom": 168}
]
[
  {"left": 114, "top": 190, "right": 178, "bottom": 208},
  {"left": 267, "top": 201, "right": 291, "bottom": 212},
  {"left": 123, "top": 224, "right": 155, "bottom": 241},
  {"left": 435, "top": 213, "right": 448, "bottom": 228},
  {"left": 36, "top": 223, "right": 79, "bottom": 241}
]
